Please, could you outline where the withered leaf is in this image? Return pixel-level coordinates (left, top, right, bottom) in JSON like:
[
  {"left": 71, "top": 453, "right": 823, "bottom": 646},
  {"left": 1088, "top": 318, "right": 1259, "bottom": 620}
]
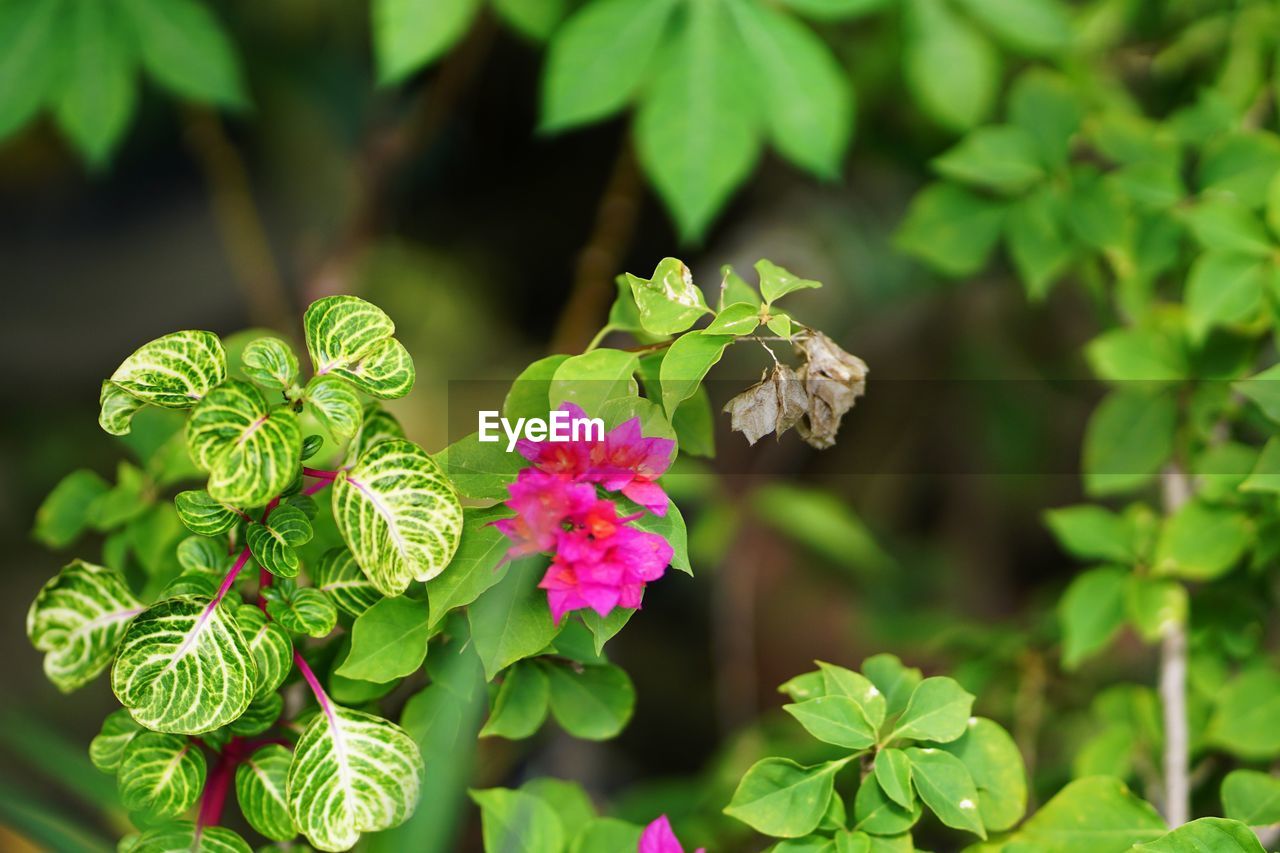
[
  {"left": 793, "top": 331, "right": 868, "bottom": 450},
  {"left": 723, "top": 364, "right": 810, "bottom": 446}
]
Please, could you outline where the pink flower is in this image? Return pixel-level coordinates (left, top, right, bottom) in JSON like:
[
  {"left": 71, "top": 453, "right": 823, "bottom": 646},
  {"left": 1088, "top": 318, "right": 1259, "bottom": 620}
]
[
  {"left": 639, "top": 816, "right": 704, "bottom": 853},
  {"left": 492, "top": 468, "right": 596, "bottom": 558}
]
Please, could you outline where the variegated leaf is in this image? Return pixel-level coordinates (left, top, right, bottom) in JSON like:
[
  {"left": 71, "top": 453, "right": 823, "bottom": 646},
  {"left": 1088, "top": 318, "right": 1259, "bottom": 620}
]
[
  {"left": 117, "top": 732, "right": 206, "bottom": 819},
  {"left": 302, "top": 433, "right": 326, "bottom": 460},
  {"left": 313, "top": 548, "right": 381, "bottom": 618},
  {"left": 236, "top": 605, "right": 292, "bottom": 699},
  {"left": 286, "top": 703, "right": 423, "bottom": 851},
  {"left": 228, "top": 691, "right": 283, "bottom": 736},
  {"left": 112, "top": 596, "right": 257, "bottom": 734},
  {"left": 177, "top": 536, "right": 235, "bottom": 576},
  {"left": 247, "top": 504, "right": 314, "bottom": 578},
  {"left": 304, "top": 295, "right": 415, "bottom": 399},
  {"left": 90, "top": 708, "right": 142, "bottom": 772},
  {"left": 306, "top": 376, "right": 363, "bottom": 440},
  {"left": 345, "top": 405, "right": 405, "bottom": 466},
  {"left": 187, "top": 379, "right": 302, "bottom": 507},
  {"left": 332, "top": 438, "right": 464, "bottom": 597},
  {"left": 27, "top": 560, "right": 144, "bottom": 692},
  {"left": 264, "top": 582, "right": 337, "bottom": 638},
  {"left": 108, "top": 330, "right": 227, "bottom": 407},
  {"left": 235, "top": 743, "right": 296, "bottom": 841},
  {"left": 99, "top": 380, "right": 147, "bottom": 436},
  {"left": 242, "top": 336, "right": 300, "bottom": 390},
  {"left": 159, "top": 573, "right": 220, "bottom": 599},
  {"left": 175, "top": 490, "right": 241, "bottom": 536},
  {"left": 128, "top": 822, "right": 252, "bottom": 853}
]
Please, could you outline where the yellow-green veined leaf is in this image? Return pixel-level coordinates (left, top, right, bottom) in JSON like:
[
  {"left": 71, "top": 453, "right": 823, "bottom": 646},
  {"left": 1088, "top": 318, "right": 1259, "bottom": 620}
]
[
  {"left": 287, "top": 704, "right": 424, "bottom": 851},
  {"left": 227, "top": 691, "right": 283, "bottom": 737},
  {"left": 89, "top": 709, "right": 142, "bottom": 772},
  {"left": 108, "top": 330, "right": 227, "bottom": 408},
  {"left": 345, "top": 405, "right": 406, "bottom": 466},
  {"left": 305, "top": 376, "right": 364, "bottom": 441},
  {"left": 177, "top": 535, "right": 234, "bottom": 576},
  {"left": 304, "top": 295, "right": 415, "bottom": 399},
  {"left": 174, "top": 490, "right": 240, "bottom": 537},
  {"left": 235, "top": 605, "right": 291, "bottom": 700},
  {"left": 263, "top": 582, "right": 338, "bottom": 638},
  {"left": 186, "top": 380, "right": 302, "bottom": 507},
  {"left": 333, "top": 438, "right": 464, "bottom": 597},
  {"left": 128, "top": 821, "right": 251, "bottom": 853},
  {"left": 112, "top": 596, "right": 257, "bottom": 734},
  {"left": 313, "top": 548, "right": 381, "bottom": 618},
  {"left": 241, "top": 336, "right": 299, "bottom": 390},
  {"left": 247, "top": 505, "right": 314, "bottom": 579},
  {"left": 99, "top": 380, "right": 149, "bottom": 436},
  {"left": 117, "top": 732, "right": 206, "bottom": 819},
  {"left": 235, "top": 743, "right": 295, "bottom": 841},
  {"left": 26, "top": 560, "right": 144, "bottom": 692}
]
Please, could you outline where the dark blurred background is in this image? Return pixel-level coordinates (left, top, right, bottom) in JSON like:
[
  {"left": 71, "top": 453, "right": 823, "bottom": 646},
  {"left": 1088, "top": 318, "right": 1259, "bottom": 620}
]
[{"left": 0, "top": 3, "right": 1131, "bottom": 850}]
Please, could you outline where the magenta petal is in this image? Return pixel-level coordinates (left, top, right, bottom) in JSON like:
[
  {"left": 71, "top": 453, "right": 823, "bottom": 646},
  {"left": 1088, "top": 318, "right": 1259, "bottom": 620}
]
[
  {"left": 622, "top": 480, "right": 669, "bottom": 515},
  {"left": 639, "top": 816, "right": 683, "bottom": 853}
]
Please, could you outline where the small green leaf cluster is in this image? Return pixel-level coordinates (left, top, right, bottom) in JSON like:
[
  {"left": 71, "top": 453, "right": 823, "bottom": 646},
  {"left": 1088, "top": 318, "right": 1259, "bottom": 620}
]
[
  {"left": 0, "top": 0, "right": 246, "bottom": 166},
  {"left": 723, "top": 655, "right": 1025, "bottom": 849}
]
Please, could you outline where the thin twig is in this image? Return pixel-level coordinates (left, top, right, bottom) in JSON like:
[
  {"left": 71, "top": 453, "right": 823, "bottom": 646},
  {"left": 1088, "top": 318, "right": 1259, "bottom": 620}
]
[{"left": 1160, "top": 463, "right": 1192, "bottom": 827}]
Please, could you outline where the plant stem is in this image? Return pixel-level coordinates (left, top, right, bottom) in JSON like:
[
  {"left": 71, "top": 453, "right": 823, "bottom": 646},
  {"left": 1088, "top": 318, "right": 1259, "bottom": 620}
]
[
  {"left": 302, "top": 467, "right": 339, "bottom": 480},
  {"left": 213, "top": 546, "right": 253, "bottom": 609},
  {"left": 1160, "top": 463, "right": 1192, "bottom": 827},
  {"left": 293, "top": 649, "right": 332, "bottom": 718},
  {"left": 196, "top": 747, "right": 235, "bottom": 830}
]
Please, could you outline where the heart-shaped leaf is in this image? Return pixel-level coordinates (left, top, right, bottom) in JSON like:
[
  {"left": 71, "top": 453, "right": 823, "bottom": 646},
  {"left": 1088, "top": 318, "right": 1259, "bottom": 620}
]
[
  {"left": 313, "top": 548, "right": 381, "bottom": 618},
  {"left": 306, "top": 376, "right": 364, "bottom": 440},
  {"left": 89, "top": 709, "right": 142, "bottom": 772},
  {"left": 247, "top": 504, "right": 314, "bottom": 578},
  {"left": 236, "top": 743, "right": 296, "bottom": 841},
  {"left": 27, "top": 560, "right": 143, "bottom": 692},
  {"left": 333, "top": 438, "right": 464, "bottom": 596},
  {"left": 107, "top": 330, "right": 227, "bottom": 407},
  {"left": 304, "top": 295, "right": 415, "bottom": 399},
  {"left": 286, "top": 703, "right": 424, "bottom": 851},
  {"left": 241, "top": 336, "right": 300, "bottom": 390},
  {"left": 175, "top": 489, "right": 241, "bottom": 536},
  {"left": 117, "top": 732, "right": 206, "bottom": 819},
  {"left": 264, "top": 581, "right": 337, "bottom": 637},
  {"left": 234, "top": 605, "right": 291, "bottom": 700},
  {"left": 112, "top": 596, "right": 257, "bottom": 734},
  {"left": 187, "top": 380, "right": 302, "bottom": 507}
]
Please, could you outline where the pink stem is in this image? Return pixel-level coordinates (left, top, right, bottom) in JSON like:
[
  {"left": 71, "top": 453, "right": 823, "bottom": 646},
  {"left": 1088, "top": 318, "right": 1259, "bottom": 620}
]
[
  {"left": 302, "top": 467, "right": 338, "bottom": 480},
  {"left": 302, "top": 478, "right": 333, "bottom": 496},
  {"left": 196, "top": 747, "right": 235, "bottom": 829},
  {"left": 212, "top": 546, "right": 253, "bottom": 608},
  {"left": 293, "top": 649, "right": 332, "bottom": 718}
]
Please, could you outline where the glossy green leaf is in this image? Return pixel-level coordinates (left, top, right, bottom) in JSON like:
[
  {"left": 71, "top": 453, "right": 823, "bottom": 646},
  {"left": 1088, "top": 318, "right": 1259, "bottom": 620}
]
[
  {"left": 27, "top": 560, "right": 143, "bottom": 693},
  {"left": 1209, "top": 670, "right": 1280, "bottom": 759},
  {"left": 1125, "top": 576, "right": 1187, "bottom": 642},
  {"left": 785, "top": 696, "right": 877, "bottom": 749},
  {"left": 1222, "top": 770, "right": 1280, "bottom": 827},
  {"left": 545, "top": 662, "right": 635, "bottom": 740},
  {"left": 426, "top": 506, "right": 511, "bottom": 628},
  {"left": 659, "top": 332, "right": 733, "bottom": 418},
  {"left": 1133, "top": 818, "right": 1263, "bottom": 852},
  {"left": 481, "top": 662, "right": 550, "bottom": 739},
  {"left": 1009, "top": 776, "right": 1165, "bottom": 851},
  {"left": 0, "top": 0, "right": 62, "bottom": 140},
  {"left": 313, "top": 547, "right": 381, "bottom": 618},
  {"left": 853, "top": 774, "right": 921, "bottom": 835},
  {"left": 471, "top": 787, "right": 565, "bottom": 853},
  {"left": 468, "top": 556, "right": 559, "bottom": 680},
  {"left": 304, "top": 295, "right": 415, "bottom": 399},
  {"left": 373, "top": 0, "right": 481, "bottom": 83},
  {"left": 861, "top": 654, "right": 922, "bottom": 718},
  {"left": 492, "top": 0, "right": 566, "bottom": 40},
  {"left": 1185, "top": 252, "right": 1266, "bottom": 342},
  {"left": 235, "top": 605, "right": 291, "bottom": 700},
  {"left": 888, "top": 677, "right": 974, "bottom": 743},
  {"left": 874, "top": 749, "right": 914, "bottom": 810},
  {"left": 336, "top": 596, "right": 431, "bottom": 683},
  {"left": 119, "top": 0, "right": 246, "bottom": 107},
  {"left": 34, "top": 470, "right": 111, "bottom": 548},
  {"left": 187, "top": 379, "right": 301, "bottom": 507},
  {"left": 117, "top": 732, "right": 206, "bottom": 819},
  {"left": 432, "top": 432, "right": 526, "bottom": 500},
  {"left": 1085, "top": 326, "right": 1187, "bottom": 383},
  {"left": 937, "top": 718, "right": 1026, "bottom": 832},
  {"left": 306, "top": 376, "right": 363, "bottom": 441},
  {"left": 707, "top": 302, "right": 762, "bottom": 335},
  {"left": 725, "top": 757, "right": 849, "bottom": 838},
  {"left": 89, "top": 709, "right": 142, "bottom": 773},
  {"left": 1044, "top": 505, "right": 1136, "bottom": 563},
  {"left": 235, "top": 743, "right": 295, "bottom": 841},
  {"left": 549, "top": 347, "right": 640, "bottom": 414},
  {"left": 905, "top": 747, "right": 985, "bottom": 838}
]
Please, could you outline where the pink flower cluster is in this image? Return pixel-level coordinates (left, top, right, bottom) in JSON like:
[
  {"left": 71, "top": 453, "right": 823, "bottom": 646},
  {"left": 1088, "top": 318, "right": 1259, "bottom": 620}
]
[
  {"left": 640, "top": 816, "right": 703, "bottom": 853},
  {"left": 494, "top": 403, "right": 676, "bottom": 624}
]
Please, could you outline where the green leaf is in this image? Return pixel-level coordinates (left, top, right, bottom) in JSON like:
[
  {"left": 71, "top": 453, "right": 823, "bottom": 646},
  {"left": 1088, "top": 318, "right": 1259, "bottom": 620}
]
[
  {"left": 27, "top": 560, "right": 142, "bottom": 693},
  {"left": 481, "top": 662, "right": 550, "bottom": 739},
  {"left": 1185, "top": 252, "right": 1266, "bottom": 342},
  {"left": 313, "top": 547, "right": 381, "bottom": 618},
  {"left": 264, "top": 583, "right": 337, "bottom": 637},
  {"left": 433, "top": 432, "right": 526, "bottom": 500},
  {"left": 624, "top": 258, "right": 711, "bottom": 337},
  {"left": 725, "top": 757, "right": 849, "bottom": 838},
  {"left": 933, "top": 126, "right": 1045, "bottom": 194},
  {"left": 119, "top": 0, "right": 246, "bottom": 107},
  {"left": 1124, "top": 576, "right": 1187, "bottom": 643},
  {"left": 235, "top": 743, "right": 294, "bottom": 841},
  {"left": 785, "top": 696, "right": 877, "bottom": 749},
  {"left": 89, "top": 709, "right": 142, "bottom": 773},
  {"left": 174, "top": 490, "right": 240, "bottom": 537},
  {"left": 779, "top": 0, "right": 890, "bottom": 19},
  {"left": 521, "top": 777, "right": 595, "bottom": 841},
  {"left": 306, "top": 376, "right": 364, "bottom": 441},
  {"left": 1209, "top": 670, "right": 1280, "bottom": 759},
  {"left": 0, "top": 0, "right": 62, "bottom": 140},
  {"left": 86, "top": 461, "right": 150, "bottom": 531},
  {"left": 756, "top": 259, "right": 823, "bottom": 304},
  {"left": 550, "top": 348, "right": 641, "bottom": 414},
  {"left": 862, "top": 654, "right": 922, "bottom": 718},
  {"left": 815, "top": 662, "right": 887, "bottom": 728},
  {"left": 938, "top": 718, "right": 1027, "bottom": 832},
  {"left": 34, "top": 469, "right": 111, "bottom": 548},
  {"left": 580, "top": 603, "right": 637, "bottom": 654},
  {"left": 853, "top": 774, "right": 921, "bottom": 835},
  {"left": 1235, "top": 364, "right": 1280, "bottom": 423},
  {"left": 492, "top": 0, "right": 566, "bottom": 40},
  {"left": 99, "top": 381, "right": 149, "bottom": 436},
  {"left": 874, "top": 749, "right": 914, "bottom": 810},
  {"left": 659, "top": 332, "right": 733, "bottom": 418},
  {"left": 228, "top": 691, "right": 283, "bottom": 736},
  {"left": 1082, "top": 389, "right": 1176, "bottom": 497},
  {"left": 904, "top": 747, "right": 985, "bottom": 838},
  {"left": 287, "top": 704, "right": 424, "bottom": 851},
  {"left": 187, "top": 379, "right": 302, "bottom": 507},
  {"left": 706, "top": 302, "right": 762, "bottom": 335},
  {"left": 177, "top": 535, "right": 233, "bottom": 576},
  {"left": 129, "top": 822, "right": 251, "bottom": 853},
  {"left": 728, "top": 1, "right": 852, "bottom": 178},
  {"left": 572, "top": 817, "right": 644, "bottom": 852},
  {"left": 903, "top": 0, "right": 998, "bottom": 131},
  {"left": 1085, "top": 326, "right": 1188, "bottom": 383},
  {"left": 1059, "top": 566, "right": 1128, "bottom": 670},
  {"left": 426, "top": 506, "right": 511, "bottom": 628},
  {"left": 247, "top": 504, "right": 314, "bottom": 578},
  {"left": 1242, "top": 437, "right": 1280, "bottom": 492},
  {"left": 470, "top": 787, "right": 565, "bottom": 853},
  {"left": 112, "top": 596, "right": 256, "bottom": 734},
  {"left": 468, "top": 557, "right": 559, "bottom": 680},
  {"left": 888, "top": 677, "right": 974, "bottom": 743},
  {"left": 117, "top": 732, "right": 205, "bottom": 819},
  {"left": 635, "top": 0, "right": 762, "bottom": 240},
  {"left": 53, "top": 0, "right": 135, "bottom": 165},
  {"left": 235, "top": 604, "right": 291, "bottom": 700},
  {"left": 373, "top": 0, "right": 480, "bottom": 83},
  {"left": 304, "top": 295, "right": 415, "bottom": 399},
  {"left": 1044, "top": 505, "right": 1136, "bottom": 563},
  {"left": 1198, "top": 131, "right": 1280, "bottom": 209},
  {"left": 954, "top": 0, "right": 1072, "bottom": 55},
  {"left": 630, "top": 500, "right": 691, "bottom": 574},
  {"left": 107, "top": 330, "right": 227, "bottom": 409},
  {"left": 1009, "top": 776, "right": 1165, "bottom": 851},
  {"left": 1008, "top": 68, "right": 1081, "bottom": 169},
  {"left": 336, "top": 596, "right": 431, "bottom": 683},
  {"left": 333, "top": 438, "right": 464, "bottom": 597},
  {"left": 347, "top": 405, "right": 406, "bottom": 464},
  {"left": 1153, "top": 501, "right": 1250, "bottom": 581},
  {"left": 1133, "top": 818, "right": 1264, "bottom": 852},
  {"left": 1222, "top": 770, "right": 1280, "bottom": 827},
  {"left": 896, "top": 182, "right": 1006, "bottom": 277},
  {"left": 545, "top": 662, "right": 635, "bottom": 740},
  {"left": 504, "top": 355, "right": 570, "bottom": 421},
  {"left": 539, "top": 0, "right": 679, "bottom": 131},
  {"left": 240, "top": 336, "right": 299, "bottom": 390},
  {"left": 1183, "top": 197, "right": 1273, "bottom": 256}
]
